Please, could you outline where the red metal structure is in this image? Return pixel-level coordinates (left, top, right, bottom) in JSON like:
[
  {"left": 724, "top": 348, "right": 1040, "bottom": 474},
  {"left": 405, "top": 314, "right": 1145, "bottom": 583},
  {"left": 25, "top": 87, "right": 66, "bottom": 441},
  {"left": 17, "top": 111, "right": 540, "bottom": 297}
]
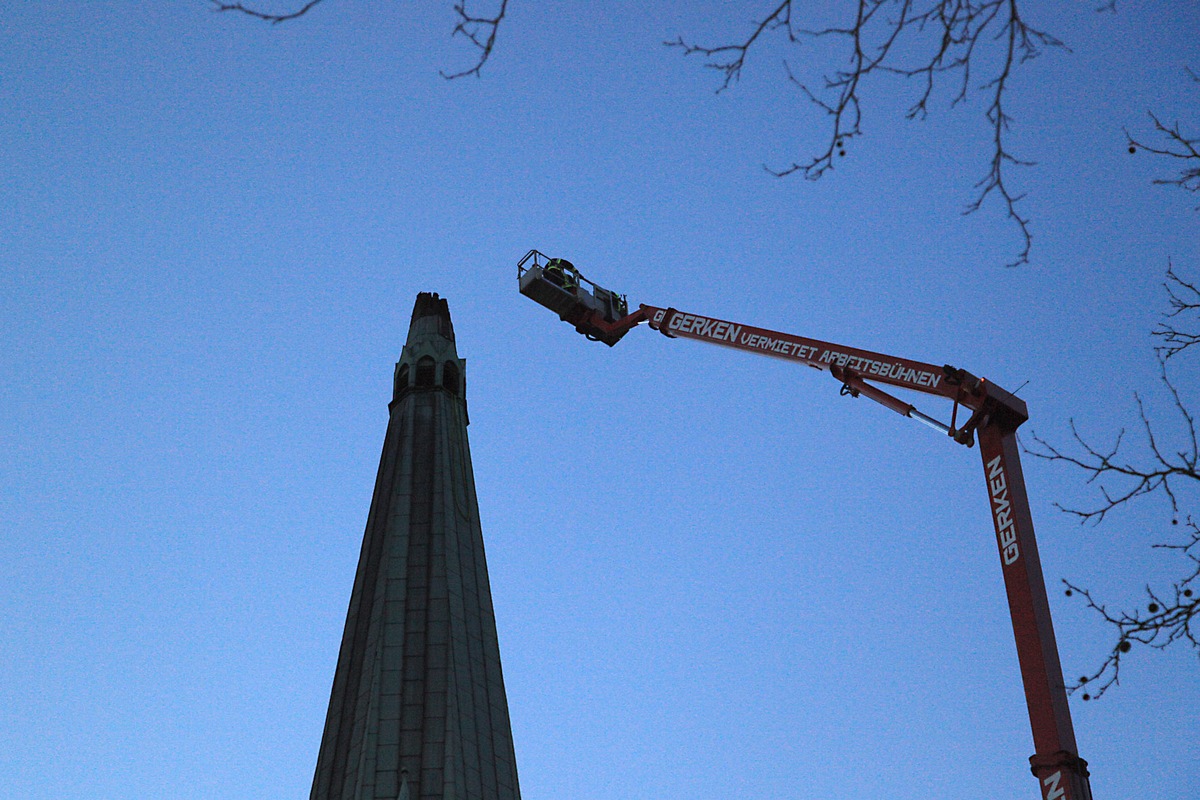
[{"left": 518, "top": 250, "right": 1095, "bottom": 800}]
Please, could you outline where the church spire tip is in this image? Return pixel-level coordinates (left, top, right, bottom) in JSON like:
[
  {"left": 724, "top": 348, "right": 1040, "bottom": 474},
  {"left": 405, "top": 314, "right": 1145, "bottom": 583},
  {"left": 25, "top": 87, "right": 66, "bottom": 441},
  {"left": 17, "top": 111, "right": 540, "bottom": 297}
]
[{"left": 409, "top": 292, "right": 455, "bottom": 342}]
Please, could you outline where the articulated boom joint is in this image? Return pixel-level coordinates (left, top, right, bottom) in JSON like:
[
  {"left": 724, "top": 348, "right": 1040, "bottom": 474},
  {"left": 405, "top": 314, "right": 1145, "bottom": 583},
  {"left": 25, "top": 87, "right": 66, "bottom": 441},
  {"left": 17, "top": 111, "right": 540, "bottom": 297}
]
[
  {"left": 943, "top": 364, "right": 983, "bottom": 393},
  {"left": 944, "top": 365, "right": 989, "bottom": 447}
]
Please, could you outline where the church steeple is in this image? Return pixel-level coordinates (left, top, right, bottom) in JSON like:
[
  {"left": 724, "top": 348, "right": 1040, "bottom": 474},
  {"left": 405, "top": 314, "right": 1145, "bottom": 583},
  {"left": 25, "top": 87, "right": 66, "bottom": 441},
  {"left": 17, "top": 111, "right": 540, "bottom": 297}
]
[
  {"left": 311, "top": 293, "right": 520, "bottom": 800},
  {"left": 392, "top": 292, "right": 466, "bottom": 418}
]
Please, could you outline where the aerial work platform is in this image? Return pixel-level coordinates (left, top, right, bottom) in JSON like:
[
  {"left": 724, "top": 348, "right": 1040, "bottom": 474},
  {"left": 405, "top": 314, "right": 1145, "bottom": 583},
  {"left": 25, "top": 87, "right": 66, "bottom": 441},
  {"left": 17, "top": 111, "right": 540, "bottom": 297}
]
[
  {"left": 517, "top": 249, "right": 631, "bottom": 345},
  {"left": 516, "top": 248, "right": 1096, "bottom": 800}
]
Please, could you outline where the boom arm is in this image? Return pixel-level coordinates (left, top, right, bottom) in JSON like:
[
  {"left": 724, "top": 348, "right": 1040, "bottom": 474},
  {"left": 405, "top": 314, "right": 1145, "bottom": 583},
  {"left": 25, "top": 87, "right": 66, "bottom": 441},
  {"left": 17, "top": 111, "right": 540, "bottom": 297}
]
[
  {"left": 640, "top": 304, "right": 993, "bottom": 445},
  {"left": 519, "top": 256, "right": 1094, "bottom": 800}
]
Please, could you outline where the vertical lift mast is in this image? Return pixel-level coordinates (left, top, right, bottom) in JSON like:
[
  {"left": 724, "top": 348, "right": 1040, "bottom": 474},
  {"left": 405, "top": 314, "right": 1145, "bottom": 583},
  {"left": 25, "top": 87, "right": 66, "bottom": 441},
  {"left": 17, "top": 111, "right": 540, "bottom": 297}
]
[{"left": 517, "top": 250, "right": 1095, "bottom": 800}]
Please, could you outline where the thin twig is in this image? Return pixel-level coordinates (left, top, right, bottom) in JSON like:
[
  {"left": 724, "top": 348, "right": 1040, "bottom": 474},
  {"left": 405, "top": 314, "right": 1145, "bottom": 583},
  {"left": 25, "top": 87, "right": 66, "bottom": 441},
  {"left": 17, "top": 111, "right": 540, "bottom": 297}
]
[
  {"left": 210, "top": 0, "right": 510, "bottom": 79},
  {"left": 209, "top": 0, "right": 326, "bottom": 24},
  {"left": 1126, "top": 67, "right": 1200, "bottom": 208},
  {"left": 1154, "top": 261, "right": 1200, "bottom": 359}
]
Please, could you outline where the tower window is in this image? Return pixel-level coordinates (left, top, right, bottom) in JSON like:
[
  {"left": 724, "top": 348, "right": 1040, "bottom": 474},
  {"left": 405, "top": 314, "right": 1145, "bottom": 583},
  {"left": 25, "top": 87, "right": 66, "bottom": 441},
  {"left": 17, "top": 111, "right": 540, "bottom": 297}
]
[{"left": 415, "top": 356, "right": 435, "bottom": 387}]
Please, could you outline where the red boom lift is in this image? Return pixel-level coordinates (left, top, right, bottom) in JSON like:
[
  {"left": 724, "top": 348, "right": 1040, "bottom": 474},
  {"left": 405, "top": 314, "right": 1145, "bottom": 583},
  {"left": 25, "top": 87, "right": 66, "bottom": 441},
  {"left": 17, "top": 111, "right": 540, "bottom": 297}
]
[{"left": 518, "top": 249, "right": 1095, "bottom": 800}]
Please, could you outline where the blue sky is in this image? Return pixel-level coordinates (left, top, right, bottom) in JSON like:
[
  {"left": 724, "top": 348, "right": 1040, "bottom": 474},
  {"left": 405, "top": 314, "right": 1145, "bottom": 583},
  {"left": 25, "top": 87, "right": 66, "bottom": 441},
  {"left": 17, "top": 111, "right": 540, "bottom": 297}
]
[{"left": 2, "top": 2, "right": 1198, "bottom": 799}]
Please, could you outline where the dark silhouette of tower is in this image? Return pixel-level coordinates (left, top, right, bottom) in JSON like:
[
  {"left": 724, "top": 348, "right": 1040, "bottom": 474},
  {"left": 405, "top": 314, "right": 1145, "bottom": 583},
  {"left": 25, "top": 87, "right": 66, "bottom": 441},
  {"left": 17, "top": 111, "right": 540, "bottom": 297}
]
[{"left": 310, "top": 293, "right": 521, "bottom": 800}]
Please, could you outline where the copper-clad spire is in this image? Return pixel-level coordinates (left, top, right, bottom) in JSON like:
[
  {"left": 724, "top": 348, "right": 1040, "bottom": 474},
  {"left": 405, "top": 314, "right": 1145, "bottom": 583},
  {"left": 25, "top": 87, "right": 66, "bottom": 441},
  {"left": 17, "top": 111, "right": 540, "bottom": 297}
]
[{"left": 310, "top": 295, "right": 519, "bottom": 800}]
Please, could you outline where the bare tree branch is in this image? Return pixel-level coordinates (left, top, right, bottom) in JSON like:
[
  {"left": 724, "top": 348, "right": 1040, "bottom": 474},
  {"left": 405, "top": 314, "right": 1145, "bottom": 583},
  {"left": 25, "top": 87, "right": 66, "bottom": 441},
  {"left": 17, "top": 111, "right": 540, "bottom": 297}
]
[
  {"left": 1026, "top": 365, "right": 1199, "bottom": 525},
  {"left": 1154, "top": 261, "right": 1200, "bottom": 359},
  {"left": 663, "top": 0, "right": 793, "bottom": 93},
  {"left": 1026, "top": 264, "right": 1200, "bottom": 698},
  {"left": 209, "top": 0, "right": 510, "bottom": 80},
  {"left": 1062, "top": 519, "right": 1199, "bottom": 700},
  {"left": 666, "top": 1, "right": 1065, "bottom": 266},
  {"left": 1126, "top": 68, "right": 1200, "bottom": 208},
  {"left": 440, "top": 0, "right": 509, "bottom": 80},
  {"left": 209, "top": 0, "right": 326, "bottom": 24}
]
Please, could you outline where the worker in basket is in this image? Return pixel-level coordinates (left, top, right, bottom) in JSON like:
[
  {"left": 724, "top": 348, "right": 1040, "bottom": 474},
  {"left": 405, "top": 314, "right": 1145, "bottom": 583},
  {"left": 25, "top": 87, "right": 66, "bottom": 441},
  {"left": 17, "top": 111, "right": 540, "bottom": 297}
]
[
  {"left": 544, "top": 258, "right": 577, "bottom": 291},
  {"left": 613, "top": 294, "right": 628, "bottom": 319}
]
